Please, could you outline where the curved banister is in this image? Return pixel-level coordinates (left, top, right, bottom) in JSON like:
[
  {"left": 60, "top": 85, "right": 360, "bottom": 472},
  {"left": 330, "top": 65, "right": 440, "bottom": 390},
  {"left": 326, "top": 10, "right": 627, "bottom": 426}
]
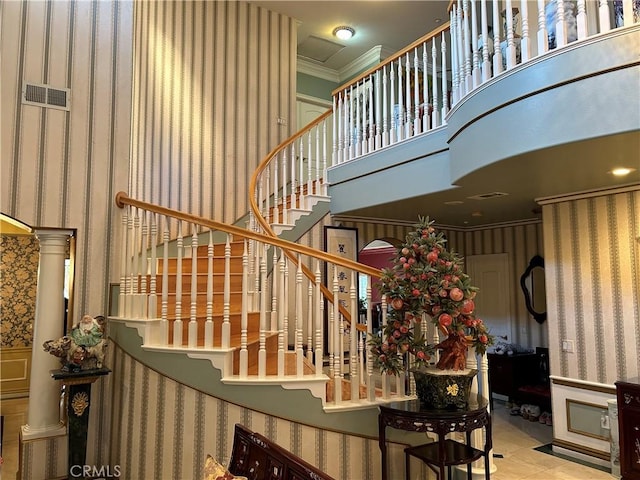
[
  {"left": 247, "top": 110, "right": 372, "bottom": 328},
  {"left": 116, "top": 192, "right": 381, "bottom": 279},
  {"left": 331, "top": 21, "right": 451, "bottom": 96}
]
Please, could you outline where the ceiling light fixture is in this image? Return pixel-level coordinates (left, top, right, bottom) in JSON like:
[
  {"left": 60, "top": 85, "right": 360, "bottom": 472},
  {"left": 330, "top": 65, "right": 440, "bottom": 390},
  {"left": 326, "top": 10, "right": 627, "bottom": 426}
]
[
  {"left": 333, "top": 26, "right": 355, "bottom": 40},
  {"left": 610, "top": 167, "right": 635, "bottom": 176}
]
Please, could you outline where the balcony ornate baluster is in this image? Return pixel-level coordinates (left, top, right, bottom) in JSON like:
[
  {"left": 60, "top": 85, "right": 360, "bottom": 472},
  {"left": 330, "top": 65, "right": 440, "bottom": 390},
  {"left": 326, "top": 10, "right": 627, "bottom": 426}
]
[
  {"left": 521, "top": 0, "right": 532, "bottom": 62},
  {"left": 492, "top": 0, "right": 504, "bottom": 75}
]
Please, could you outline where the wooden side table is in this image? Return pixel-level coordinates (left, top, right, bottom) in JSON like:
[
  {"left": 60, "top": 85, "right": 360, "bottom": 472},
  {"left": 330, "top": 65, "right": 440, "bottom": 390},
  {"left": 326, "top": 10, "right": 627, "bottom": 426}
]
[{"left": 379, "top": 396, "right": 491, "bottom": 480}]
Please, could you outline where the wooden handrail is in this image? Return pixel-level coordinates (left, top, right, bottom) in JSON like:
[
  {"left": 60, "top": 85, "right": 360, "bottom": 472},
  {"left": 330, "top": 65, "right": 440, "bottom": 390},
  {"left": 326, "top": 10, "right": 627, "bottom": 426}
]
[
  {"left": 116, "top": 192, "right": 381, "bottom": 279},
  {"left": 331, "top": 20, "right": 451, "bottom": 96}
]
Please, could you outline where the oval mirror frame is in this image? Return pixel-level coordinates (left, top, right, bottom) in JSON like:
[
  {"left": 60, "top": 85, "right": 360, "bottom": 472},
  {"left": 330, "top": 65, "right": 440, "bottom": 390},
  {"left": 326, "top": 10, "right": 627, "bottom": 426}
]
[{"left": 520, "top": 254, "right": 547, "bottom": 323}]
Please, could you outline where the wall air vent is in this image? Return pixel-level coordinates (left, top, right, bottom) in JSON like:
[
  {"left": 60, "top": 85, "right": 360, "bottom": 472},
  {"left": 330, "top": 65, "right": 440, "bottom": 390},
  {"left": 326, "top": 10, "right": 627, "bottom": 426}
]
[
  {"left": 467, "top": 192, "right": 509, "bottom": 200},
  {"left": 22, "top": 83, "right": 71, "bottom": 111}
]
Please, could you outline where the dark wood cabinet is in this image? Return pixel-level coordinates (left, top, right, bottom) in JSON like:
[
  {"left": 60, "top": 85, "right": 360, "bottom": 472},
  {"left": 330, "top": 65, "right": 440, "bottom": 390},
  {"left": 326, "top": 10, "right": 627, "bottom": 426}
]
[
  {"left": 488, "top": 353, "right": 539, "bottom": 399},
  {"left": 615, "top": 378, "right": 640, "bottom": 480}
]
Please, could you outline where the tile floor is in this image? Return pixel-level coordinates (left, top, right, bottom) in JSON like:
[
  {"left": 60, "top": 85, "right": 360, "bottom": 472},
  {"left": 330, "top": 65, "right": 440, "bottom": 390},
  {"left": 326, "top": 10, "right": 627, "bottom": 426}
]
[
  {"left": 491, "top": 401, "right": 614, "bottom": 480},
  {"left": 0, "top": 397, "right": 615, "bottom": 480}
]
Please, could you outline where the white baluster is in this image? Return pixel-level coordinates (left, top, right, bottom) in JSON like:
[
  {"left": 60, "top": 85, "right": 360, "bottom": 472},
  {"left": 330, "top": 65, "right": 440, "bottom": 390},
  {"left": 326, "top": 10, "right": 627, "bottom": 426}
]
[
  {"left": 271, "top": 247, "right": 279, "bottom": 331},
  {"left": 258, "top": 244, "right": 268, "bottom": 378},
  {"left": 470, "top": 0, "right": 482, "bottom": 87},
  {"left": 413, "top": 49, "right": 421, "bottom": 135},
  {"left": 354, "top": 82, "right": 361, "bottom": 158},
  {"left": 463, "top": 0, "right": 473, "bottom": 92},
  {"left": 265, "top": 167, "right": 271, "bottom": 225},
  {"left": 537, "top": 0, "right": 549, "bottom": 56},
  {"left": 440, "top": 34, "right": 448, "bottom": 121},
  {"left": 140, "top": 211, "right": 148, "bottom": 319},
  {"left": 333, "top": 96, "right": 339, "bottom": 166},
  {"left": 422, "top": 42, "right": 430, "bottom": 132},
  {"left": 556, "top": 0, "right": 568, "bottom": 48},
  {"left": 389, "top": 63, "right": 396, "bottom": 145},
  {"left": 314, "top": 125, "right": 320, "bottom": 196},
  {"left": 382, "top": 66, "right": 389, "bottom": 148},
  {"left": 221, "top": 234, "right": 231, "bottom": 349},
  {"left": 348, "top": 85, "right": 355, "bottom": 160},
  {"left": 576, "top": 0, "right": 587, "bottom": 39},
  {"left": 368, "top": 78, "right": 374, "bottom": 153},
  {"left": 313, "top": 262, "right": 323, "bottom": 377},
  {"left": 125, "top": 211, "right": 134, "bottom": 317},
  {"left": 493, "top": 0, "right": 504, "bottom": 75},
  {"left": 405, "top": 53, "right": 412, "bottom": 139},
  {"left": 273, "top": 153, "right": 279, "bottom": 223},
  {"left": 295, "top": 256, "right": 304, "bottom": 377},
  {"left": 278, "top": 253, "right": 286, "bottom": 377},
  {"left": 380, "top": 295, "right": 390, "bottom": 399},
  {"left": 239, "top": 240, "right": 249, "bottom": 378},
  {"left": 398, "top": 58, "right": 406, "bottom": 141},
  {"left": 173, "top": 221, "right": 183, "bottom": 347},
  {"left": 148, "top": 212, "right": 158, "bottom": 319},
  {"left": 431, "top": 39, "right": 440, "bottom": 128},
  {"left": 298, "top": 137, "right": 305, "bottom": 208},
  {"left": 481, "top": 0, "right": 492, "bottom": 82},
  {"left": 521, "top": 0, "right": 531, "bottom": 62},
  {"left": 365, "top": 280, "right": 375, "bottom": 402},
  {"left": 622, "top": 0, "right": 634, "bottom": 27},
  {"left": 599, "top": 0, "right": 611, "bottom": 32},
  {"left": 375, "top": 70, "right": 382, "bottom": 149},
  {"left": 451, "top": 8, "right": 460, "bottom": 104},
  {"left": 350, "top": 272, "right": 360, "bottom": 403},
  {"left": 307, "top": 280, "right": 313, "bottom": 363},
  {"left": 332, "top": 267, "right": 342, "bottom": 404},
  {"left": 281, "top": 152, "right": 288, "bottom": 225},
  {"left": 188, "top": 225, "right": 198, "bottom": 348},
  {"left": 457, "top": 1, "right": 467, "bottom": 97},
  {"left": 204, "top": 231, "right": 213, "bottom": 348},
  {"left": 118, "top": 209, "right": 128, "bottom": 318},
  {"left": 160, "top": 216, "right": 169, "bottom": 345},
  {"left": 322, "top": 120, "right": 328, "bottom": 195},
  {"left": 505, "top": 0, "right": 518, "bottom": 69}
]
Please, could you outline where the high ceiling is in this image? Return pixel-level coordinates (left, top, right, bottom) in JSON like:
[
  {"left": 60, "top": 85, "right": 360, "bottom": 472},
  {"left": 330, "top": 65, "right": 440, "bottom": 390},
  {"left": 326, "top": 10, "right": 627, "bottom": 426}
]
[
  {"left": 250, "top": 1, "right": 450, "bottom": 72},
  {"left": 251, "top": 1, "right": 639, "bottom": 228}
]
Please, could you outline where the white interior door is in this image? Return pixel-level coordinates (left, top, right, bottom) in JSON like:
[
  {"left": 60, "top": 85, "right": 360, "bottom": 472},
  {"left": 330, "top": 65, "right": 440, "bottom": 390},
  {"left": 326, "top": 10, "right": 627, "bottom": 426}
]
[{"left": 466, "top": 253, "right": 512, "bottom": 345}]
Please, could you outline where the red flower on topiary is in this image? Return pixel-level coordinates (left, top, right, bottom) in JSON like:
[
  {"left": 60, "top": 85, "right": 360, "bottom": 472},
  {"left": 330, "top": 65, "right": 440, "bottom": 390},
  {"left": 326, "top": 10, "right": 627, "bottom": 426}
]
[{"left": 369, "top": 217, "right": 494, "bottom": 375}]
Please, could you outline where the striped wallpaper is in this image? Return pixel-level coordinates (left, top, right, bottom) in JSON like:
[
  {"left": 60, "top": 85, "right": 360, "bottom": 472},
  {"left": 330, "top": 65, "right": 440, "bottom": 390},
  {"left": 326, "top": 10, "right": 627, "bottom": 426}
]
[
  {"left": 129, "top": 0, "right": 297, "bottom": 225},
  {"left": 541, "top": 186, "right": 640, "bottom": 384},
  {"left": 107, "top": 344, "right": 415, "bottom": 480},
  {"left": 1, "top": 0, "right": 133, "bottom": 324}
]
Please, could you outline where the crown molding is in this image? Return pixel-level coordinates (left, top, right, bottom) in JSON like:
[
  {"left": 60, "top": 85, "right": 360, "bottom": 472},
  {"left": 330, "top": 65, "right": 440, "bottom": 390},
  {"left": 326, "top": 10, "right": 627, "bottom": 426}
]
[
  {"left": 332, "top": 215, "right": 542, "bottom": 231},
  {"left": 536, "top": 182, "right": 640, "bottom": 205},
  {"left": 297, "top": 58, "right": 340, "bottom": 83},
  {"left": 297, "top": 45, "right": 397, "bottom": 84}
]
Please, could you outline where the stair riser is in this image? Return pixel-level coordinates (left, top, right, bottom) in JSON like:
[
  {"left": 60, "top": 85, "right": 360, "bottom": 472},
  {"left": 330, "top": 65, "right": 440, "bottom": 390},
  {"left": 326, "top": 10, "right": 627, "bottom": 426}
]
[
  {"left": 166, "top": 313, "right": 262, "bottom": 346},
  {"left": 136, "top": 273, "right": 244, "bottom": 292},
  {"left": 157, "top": 256, "right": 243, "bottom": 274}
]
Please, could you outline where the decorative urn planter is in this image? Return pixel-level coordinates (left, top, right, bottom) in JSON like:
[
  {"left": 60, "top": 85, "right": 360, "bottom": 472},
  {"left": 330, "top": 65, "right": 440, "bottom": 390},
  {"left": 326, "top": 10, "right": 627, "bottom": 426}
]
[{"left": 411, "top": 367, "right": 478, "bottom": 409}]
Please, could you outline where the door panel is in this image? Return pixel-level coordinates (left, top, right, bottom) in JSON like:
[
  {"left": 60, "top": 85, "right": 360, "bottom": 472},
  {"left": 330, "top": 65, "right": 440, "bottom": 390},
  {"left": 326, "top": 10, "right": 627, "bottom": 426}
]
[{"left": 466, "top": 253, "right": 513, "bottom": 344}]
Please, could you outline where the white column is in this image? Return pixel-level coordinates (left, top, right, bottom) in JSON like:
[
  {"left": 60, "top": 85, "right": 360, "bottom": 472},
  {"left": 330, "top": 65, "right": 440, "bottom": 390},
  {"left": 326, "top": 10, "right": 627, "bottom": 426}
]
[{"left": 22, "top": 229, "right": 73, "bottom": 440}]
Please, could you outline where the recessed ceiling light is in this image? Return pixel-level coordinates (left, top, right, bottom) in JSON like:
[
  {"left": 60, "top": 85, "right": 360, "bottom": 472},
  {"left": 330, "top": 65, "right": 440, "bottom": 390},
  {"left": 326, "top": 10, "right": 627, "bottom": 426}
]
[
  {"left": 471, "top": 211, "right": 483, "bottom": 217},
  {"left": 610, "top": 167, "right": 636, "bottom": 176},
  {"left": 444, "top": 200, "right": 464, "bottom": 205},
  {"left": 333, "top": 26, "right": 355, "bottom": 40}
]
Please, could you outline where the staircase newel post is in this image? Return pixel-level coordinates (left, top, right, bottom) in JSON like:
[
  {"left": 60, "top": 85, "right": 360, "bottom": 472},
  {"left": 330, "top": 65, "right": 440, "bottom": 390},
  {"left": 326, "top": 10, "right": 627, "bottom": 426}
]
[
  {"left": 350, "top": 271, "right": 360, "bottom": 403},
  {"left": 204, "top": 231, "right": 214, "bottom": 349},
  {"left": 314, "top": 261, "right": 323, "bottom": 377},
  {"left": 295, "top": 256, "right": 304, "bottom": 377},
  {"left": 240, "top": 239, "right": 249, "bottom": 378},
  {"left": 173, "top": 221, "right": 184, "bottom": 347},
  {"left": 258, "top": 244, "right": 268, "bottom": 378},
  {"left": 188, "top": 225, "right": 198, "bottom": 348}
]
